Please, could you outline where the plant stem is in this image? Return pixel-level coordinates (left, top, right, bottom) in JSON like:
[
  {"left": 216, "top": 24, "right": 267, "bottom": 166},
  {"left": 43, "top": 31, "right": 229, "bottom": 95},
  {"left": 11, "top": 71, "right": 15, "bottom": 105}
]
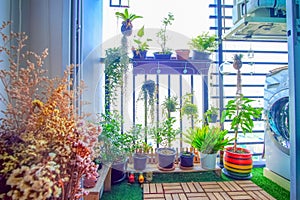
[{"left": 234, "top": 68, "right": 242, "bottom": 152}]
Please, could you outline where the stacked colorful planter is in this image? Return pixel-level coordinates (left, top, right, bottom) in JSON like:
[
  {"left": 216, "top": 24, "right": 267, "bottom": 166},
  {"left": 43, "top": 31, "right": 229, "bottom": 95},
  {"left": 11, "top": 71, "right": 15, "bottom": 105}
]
[{"left": 223, "top": 147, "right": 253, "bottom": 179}]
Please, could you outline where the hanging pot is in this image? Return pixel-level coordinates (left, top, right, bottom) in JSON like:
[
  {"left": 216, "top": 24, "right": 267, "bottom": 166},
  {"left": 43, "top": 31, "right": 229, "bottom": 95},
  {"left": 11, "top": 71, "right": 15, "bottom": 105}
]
[{"left": 121, "top": 20, "right": 133, "bottom": 36}]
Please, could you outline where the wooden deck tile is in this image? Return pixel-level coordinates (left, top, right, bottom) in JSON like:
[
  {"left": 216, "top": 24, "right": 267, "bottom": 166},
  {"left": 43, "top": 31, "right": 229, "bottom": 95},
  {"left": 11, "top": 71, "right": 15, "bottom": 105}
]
[
  {"left": 181, "top": 183, "right": 190, "bottom": 193},
  {"left": 164, "top": 194, "right": 172, "bottom": 200},
  {"left": 144, "top": 183, "right": 150, "bottom": 194},
  {"left": 227, "top": 181, "right": 243, "bottom": 191},
  {"left": 187, "top": 182, "right": 197, "bottom": 192},
  {"left": 171, "top": 193, "right": 180, "bottom": 200},
  {"left": 144, "top": 193, "right": 165, "bottom": 199},
  {"left": 220, "top": 192, "right": 232, "bottom": 200},
  {"left": 150, "top": 183, "right": 157, "bottom": 193},
  {"left": 192, "top": 182, "right": 204, "bottom": 192},
  {"left": 156, "top": 183, "right": 164, "bottom": 193},
  {"left": 213, "top": 192, "right": 226, "bottom": 200},
  {"left": 217, "top": 182, "right": 231, "bottom": 191},
  {"left": 206, "top": 192, "right": 218, "bottom": 200},
  {"left": 143, "top": 180, "right": 276, "bottom": 200},
  {"left": 185, "top": 193, "right": 207, "bottom": 197},
  {"left": 178, "top": 193, "right": 187, "bottom": 200},
  {"left": 228, "top": 191, "right": 252, "bottom": 200}
]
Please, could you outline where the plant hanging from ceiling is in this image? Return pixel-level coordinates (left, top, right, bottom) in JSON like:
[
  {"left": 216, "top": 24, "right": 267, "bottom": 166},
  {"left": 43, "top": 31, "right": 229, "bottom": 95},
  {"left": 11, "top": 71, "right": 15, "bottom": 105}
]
[
  {"left": 104, "top": 47, "right": 129, "bottom": 108},
  {"left": 115, "top": 8, "right": 143, "bottom": 36}
]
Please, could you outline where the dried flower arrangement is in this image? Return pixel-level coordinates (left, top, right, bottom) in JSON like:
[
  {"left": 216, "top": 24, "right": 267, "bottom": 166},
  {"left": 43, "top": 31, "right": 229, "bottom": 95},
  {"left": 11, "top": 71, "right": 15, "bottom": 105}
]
[{"left": 0, "top": 21, "right": 102, "bottom": 200}]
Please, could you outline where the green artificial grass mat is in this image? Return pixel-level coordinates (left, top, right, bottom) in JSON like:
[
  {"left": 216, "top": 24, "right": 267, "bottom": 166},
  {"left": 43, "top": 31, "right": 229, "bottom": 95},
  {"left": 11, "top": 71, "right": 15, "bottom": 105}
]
[{"left": 101, "top": 168, "right": 290, "bottom": 200}]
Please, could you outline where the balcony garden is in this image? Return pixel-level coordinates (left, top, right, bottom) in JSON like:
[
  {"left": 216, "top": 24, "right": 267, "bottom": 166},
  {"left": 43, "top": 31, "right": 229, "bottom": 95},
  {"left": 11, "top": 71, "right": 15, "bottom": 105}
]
[{"left": 0, "top": 0, "right": 292, "bottom": 200}]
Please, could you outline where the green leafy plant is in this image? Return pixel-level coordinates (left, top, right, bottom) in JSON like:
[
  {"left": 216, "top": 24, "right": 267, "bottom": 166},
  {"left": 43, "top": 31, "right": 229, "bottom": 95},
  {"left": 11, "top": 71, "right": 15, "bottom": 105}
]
[
  {"left": 203, "top": 106, "right": 219, "bottom": 124},
  {"left": 132, "top": 26, "right": 152, "bottom": 52},
  {"left": 189, "top": 32, "right": 217, "bottom": 53},
  {"left": 181, "top": 93, "right": 198, "bottom": 119},
  {"left": 156, "top": 12, "right": 175, "bottom": 54},
  {"left": 137, "top": 80, "right": 157, "bottom": 123},
  {"left": 115, "top": 8, "right": 143, "bottom": 36},
  {"left": 115, "top": 8, "right": 143, "bottom": 22},
  {"left": 220, "top": 53, "right": 263, "bottom": 153},
  {"left": 99, "top": 111, "right": 133, "bottom": 163},
  {"left": 104, "top": 47, "right": 129, "bottom": 107},
  {"left": 184, "top": 125, "right": 232, "bottom": 154},
  {"left": 150, "top": 117, "right": 180, "bottom": 148},
  {"left": 221, "top": 95, "right": 263, "bottom": 152},
  {"left": 162, "top": 96, "right": 179, "bottom": 115}
]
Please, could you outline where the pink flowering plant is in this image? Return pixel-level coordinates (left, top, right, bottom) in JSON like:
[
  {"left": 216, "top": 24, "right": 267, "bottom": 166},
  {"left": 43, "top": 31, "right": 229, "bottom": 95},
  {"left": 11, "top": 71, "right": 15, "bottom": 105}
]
[{"left": 0, "top": 21, "right": 102, "bottom": 200}]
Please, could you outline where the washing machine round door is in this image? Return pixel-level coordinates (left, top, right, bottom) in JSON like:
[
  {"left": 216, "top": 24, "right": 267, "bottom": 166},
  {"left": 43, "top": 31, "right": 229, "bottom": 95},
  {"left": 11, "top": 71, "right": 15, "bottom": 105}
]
[{"left": 267, "top": 90, "right": 290, "bottom": 155}]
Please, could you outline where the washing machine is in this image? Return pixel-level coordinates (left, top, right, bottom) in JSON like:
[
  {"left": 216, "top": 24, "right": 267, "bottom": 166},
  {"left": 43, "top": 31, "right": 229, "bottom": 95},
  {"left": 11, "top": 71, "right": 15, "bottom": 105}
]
[{"left": 264, "top": 66, "right": 290, "bottom": 180}]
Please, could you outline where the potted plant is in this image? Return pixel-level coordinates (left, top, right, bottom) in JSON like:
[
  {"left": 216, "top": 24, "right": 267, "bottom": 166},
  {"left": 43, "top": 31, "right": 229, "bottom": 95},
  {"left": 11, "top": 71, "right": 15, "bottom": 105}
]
[
  {"left": 179, "top": 151, "right": 195, "bottom": 169},
  {"left": 184, "top": 125, "right": 232, "bottom": 169},
  {"left": 115, "top": 8, "right": 143, "bottom": 36},
  {"left": 181, "top": 93, "right": 198, "bottom": 120},
  {"left": 162, "top": 96, "right": 179, "bottom": 114},
  {"left": 99, "top": 110, "right": 133, "bottom": 184},
  {"left": 204, "top": 106, "right": 219, "bottom": 123},
  {"left": 220, "top": 54, "right": 263, "bottom": 179},
  {"left": 153, "top": 12, "right": 175, "bottom": 59},
  {"left": 150, "top": 117, "right": 180, "bottom": 170},
  {"left": 175, "top": 49, "right": 190, "bottom": 60},
  {"left": 128, "top": 124, "right": 152, "bottom": 171},
  {"left": 132, "top": 26, "right": 152, "bottom": 59},
  {"left": 133, "top": 142, "right": 152, "bottom": 171},
  {"left": 189, "top": 32, "right": 218, "bottom": 60}
]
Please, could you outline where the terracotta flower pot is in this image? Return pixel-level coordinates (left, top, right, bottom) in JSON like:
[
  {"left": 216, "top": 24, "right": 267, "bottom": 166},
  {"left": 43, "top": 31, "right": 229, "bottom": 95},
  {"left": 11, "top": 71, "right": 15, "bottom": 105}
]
[
  {"left": 175, "top": 49, "right": 190, "bottom": 60},
  {"left": 223, "top": 147, "right": 253, "bottom": 179}
]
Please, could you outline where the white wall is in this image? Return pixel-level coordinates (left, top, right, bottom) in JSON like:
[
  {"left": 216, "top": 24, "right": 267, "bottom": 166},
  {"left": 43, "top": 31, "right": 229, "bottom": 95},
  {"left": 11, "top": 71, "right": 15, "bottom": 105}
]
[{"left": 102, "top": 0, "right": 214, "bottom": 55}]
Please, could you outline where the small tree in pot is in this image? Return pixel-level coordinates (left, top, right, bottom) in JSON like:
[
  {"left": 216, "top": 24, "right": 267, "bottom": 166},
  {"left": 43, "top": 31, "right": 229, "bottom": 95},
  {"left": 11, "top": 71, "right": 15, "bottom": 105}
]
[
  {"left": 154, "top": 12, "right": 175, "bottom": 59},
  {"left": 221, "top": 54, "right": 263, "bottom": 179},
  {"left": 129, "top": 124, "right": 152, "bottom": 171},
  {"left": 150, "top": 117, "right": 180, "bottom": 170}
]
